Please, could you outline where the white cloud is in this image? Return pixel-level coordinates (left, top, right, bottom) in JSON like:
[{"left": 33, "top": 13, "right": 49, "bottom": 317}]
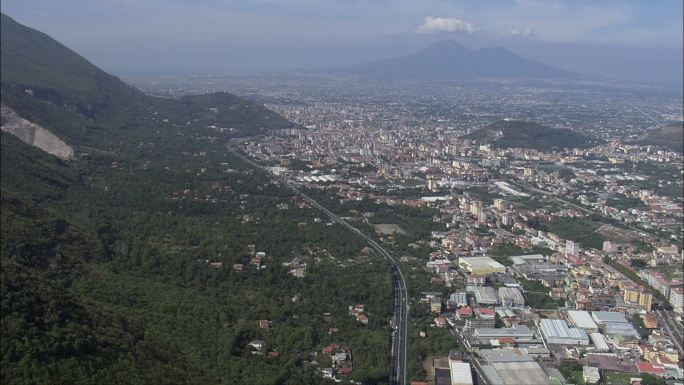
[
  {"left": 417, "top": 16, "right": 477, "bottom": 34},
  {"left": 498, "top": 26, "right": 534, "bottom": 37}
]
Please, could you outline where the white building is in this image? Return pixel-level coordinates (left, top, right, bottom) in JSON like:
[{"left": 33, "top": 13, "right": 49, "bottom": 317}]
[
  {"left": 459, "top": 257, "right": 506, "bottom": 275},
  {"left": 583, "top": 366, "right": 600, "bottom": 384},
  {"left": 498, "top": 287, "right": 525, "bottom": 307},
  {"left": 474, "top": 326, "right": 535, "bottom": 339},
  {"left": 567, "top": 310, "right": 598, "bottom": 331},
  {"left": 669, "top": 286, "right": 683, "bottom": 313},
  {"left": 591, "top": 311, "right": 628, "bottom": 325},
  {"left": 467, "top": 285, "right": 499, "bottom": 305},
  {"left": 589, "top": 333, "right": 610, "bottom": 352},
  {"left": 565, "top": 240, "right": 580, "bottom": 256},
  {"left": 450, "top": 292, "right": 469, "bottom": 307},
  {"left": 449, "top": 360, "right": 474, "bottom": 385},
  {"left": 539, "top": 319, "right": 590, "bottom": 345}
]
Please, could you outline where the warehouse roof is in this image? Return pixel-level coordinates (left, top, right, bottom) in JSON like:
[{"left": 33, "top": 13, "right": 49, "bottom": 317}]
[
  {"left": 449, "top": 361, "right": 473, "bottom": 385},
  {"left": 479, "top": 348, "right": 534, "bottom": 363},
  {"left": 510, "top": 254, "right": 546, "bottom": 265},
  {"left": 540, "top": 319, "right": 589, "bottom": 341},
  {"left": 590, "top": 333, "right": 610, "bottom": 351},
  {"left": 481, "top": 365, "right": 505, "bottom": 385},
  {"left": 592, "top": 311, "right": 628, "bottom": 324},
  {"left": 603, "top": 322, "right": 639, "bottom": 338},
  {"left": 474, "top": 326, "right": 535, "bottom": 338},
  {"left": 567, "top": 310, "right": 598, "bottom": 330},
  {"left": 498, "top": 287, "right": 525, "bottom": 306},
  {"left": 467, "top": 285, "right": 499, "bottom": 304},
  {"left": 460, "top": 257, "right": 506, "bottom": 271},
  {"left": 489, "top": 362, "right": 552, "bottom": 385}
]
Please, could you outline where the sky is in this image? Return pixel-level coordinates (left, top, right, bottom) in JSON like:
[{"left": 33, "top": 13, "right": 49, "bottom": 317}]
[{"left": 2, "top": 0, "right": 683, "bottom": 85}]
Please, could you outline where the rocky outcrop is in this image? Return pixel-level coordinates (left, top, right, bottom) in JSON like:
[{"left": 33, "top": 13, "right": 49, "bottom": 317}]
[{"left": 1, "top": 104, "right": 74, "bottom": 159}]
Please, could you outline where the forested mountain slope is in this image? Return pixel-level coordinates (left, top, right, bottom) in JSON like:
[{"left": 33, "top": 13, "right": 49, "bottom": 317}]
[
  {"left": 1, "top": 13, "right": 392, "bottom": 385},
  {"left": 1, "top": 13, "right": 293, "bottom": 148},
  {"left": 639, "top": 122, "right": 684, "bottom": 153},
  {"left": 465, "top": 120, "right": 602, "bottom": 151}
]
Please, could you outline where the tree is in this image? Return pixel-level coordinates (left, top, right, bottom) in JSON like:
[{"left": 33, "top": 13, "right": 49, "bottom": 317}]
[
  {"left": 494, "top": 312, "right": 504, "bottom": 328},
  {"left": 630, "top": 258, "right": 647, "bottom": 268}
]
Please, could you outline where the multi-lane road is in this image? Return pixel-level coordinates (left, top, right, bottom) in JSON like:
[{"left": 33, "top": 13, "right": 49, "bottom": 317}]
[
  {"left": 232, "top": 149, "right": 408, "bottom": 385},
  {"left": 655, "top": 310, "right": 683, "bottom": 356}
]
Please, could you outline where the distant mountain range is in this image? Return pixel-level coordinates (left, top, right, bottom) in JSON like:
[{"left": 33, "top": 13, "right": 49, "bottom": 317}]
[
  {"left": 465, "top": 120, "right": 602, "bottom": 150},
  {"left": 323, "top": 40, "right": 580, "bottom": 80}
]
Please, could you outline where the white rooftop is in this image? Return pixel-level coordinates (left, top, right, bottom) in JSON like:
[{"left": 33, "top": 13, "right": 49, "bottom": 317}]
[
  {"left": 592, "top": 311, "right": 628, "bottom": 324},
  {"left": 590, "top": 333, "right": 610, "bottom": 351},
  {"left": 449, "top": 360, "right": 474, "bottom": 385},
  {"left": 460, "top": 256, "right": 506, "bottom": 269},
  {"left": 568, "top": 310, "right": 599, "bottom": 330},
  {"left": 540, "top": 319, "right": 589, "bottom": 341}
]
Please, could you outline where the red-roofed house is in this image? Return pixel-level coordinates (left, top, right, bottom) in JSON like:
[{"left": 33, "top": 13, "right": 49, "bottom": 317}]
[
  {"left": 643, "top": 313, "right": 658, "bottom": 329},
  {"left": 456, "top": 306, "right": 473, "bottom": 318},
  {"left": 323, "top": 344, "right": 340, "bottom": 355},
  {"left": 636, "top": 362, "right": 666, "bottom": 377},
  {"left": 434, "top": 316, "right": 447, "bottom": 328},
  {"left": 337, "top": 367, "right": 353, "bottom": 375},
  {"left": 475, "top": 307, "right": 495, "bottom": 319}
]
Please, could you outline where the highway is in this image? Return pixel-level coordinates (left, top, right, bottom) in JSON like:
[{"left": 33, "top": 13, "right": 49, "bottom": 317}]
[
  {"left": 231, "top": 149, "right": 409, "bottom": 385},
  {"left": 655, "top": 310, "right": 683, "bottom": 356}
]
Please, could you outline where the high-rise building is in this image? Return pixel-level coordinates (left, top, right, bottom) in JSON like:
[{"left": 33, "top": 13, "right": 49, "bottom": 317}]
[
  {"left": 427, "top": 175, "right": 437, "bottom": 191},
  {"left": 623, "top": 288, "right": 639, "bottom": 303},
  {"left": 638, "top": 292, "right": 653, "bottom": 311},
  {"left": 470, "top": 200, "right": 482, "bottom": 216},
  {"left": 565, "top": 240, "right": 580, "bottom": 256},
  {"left": 670, "top": 286, "right": 684, "bottom": 313},
  {"left": 623, "top": 287, "right": 652, "bottom": 311}
]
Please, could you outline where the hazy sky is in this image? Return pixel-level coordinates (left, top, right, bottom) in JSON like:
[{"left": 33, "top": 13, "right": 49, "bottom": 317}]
[{"left": 2, "top": 0, "right": 682, "bottom": 85}]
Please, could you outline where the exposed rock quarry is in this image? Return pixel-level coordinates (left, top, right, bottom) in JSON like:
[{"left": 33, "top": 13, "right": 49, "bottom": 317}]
[{"left": 1, "top": 104, "right": 73, "bottom": 159}]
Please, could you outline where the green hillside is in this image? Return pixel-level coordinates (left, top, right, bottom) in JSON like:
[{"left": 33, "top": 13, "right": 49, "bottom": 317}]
[
  {"left": 1, "top": 14, "right": 392, "bottom": 385},
  {"left": 1, "top": 13, "right": 293, "bottom": 146},
  {"left": 1, "top": 185, "right": 212, "bottom": 385},
  {"left": 639, "top": 122, "right": 684, "bottom": 153},
  {"left": 465, "top": 120, "right": 602, "bottom": 151}
]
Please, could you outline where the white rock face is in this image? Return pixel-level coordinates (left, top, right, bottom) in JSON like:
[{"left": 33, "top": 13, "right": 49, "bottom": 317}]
[{"left": 1, "top": 105, "right": 74, "bottom": 159}]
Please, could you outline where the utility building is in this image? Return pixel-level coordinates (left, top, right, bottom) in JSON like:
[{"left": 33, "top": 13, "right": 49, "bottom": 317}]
[
  {"left": 449, "top": 359, "right": 474, "bottom": 385},
  {"left": 459, "top": 257, "right": 506, "bottom": 275},
  {"left": 539, "top": 319, "right": 589, "bottom": 345}
]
